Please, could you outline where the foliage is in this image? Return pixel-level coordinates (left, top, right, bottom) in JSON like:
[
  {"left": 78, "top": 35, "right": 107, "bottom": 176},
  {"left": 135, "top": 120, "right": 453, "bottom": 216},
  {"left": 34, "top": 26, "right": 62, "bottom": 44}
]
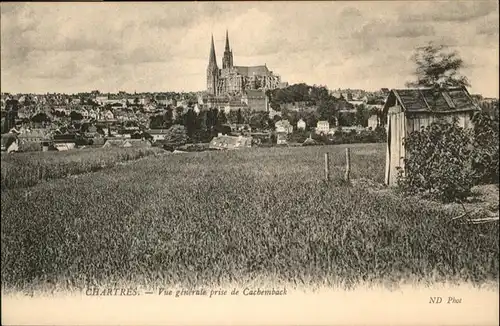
[
  {"left": 317, "top": 98, "right": 338, "bottom": 124},
  {"left": 406, "top": 42, "right": 470, "bottom": 88},
  {"left": 161, "top": 124, "right": 188, "bottom": 149},
  {"left": 1, "top": 143, "right": 498, "bottom": 292},
  {"left": 355, "top": 104, "right": 372, "bottom": 127},
  {"left": 396, "top": 119, "right": 476, "bottom": 202},
  {"left": 309, "top": 128, "right": 386, "bottom": 146},
  {"left": 470, "top": 111, "right": 499, "bottom": 185},
  {"left": 398, "top": 112, "right": 499, "bottom": 202},
  {"left": 70, "top": 111, "right": 83, "bottom": 121},
  {"left": 31, "top": 112, "right": 51, "bottom": 123}
]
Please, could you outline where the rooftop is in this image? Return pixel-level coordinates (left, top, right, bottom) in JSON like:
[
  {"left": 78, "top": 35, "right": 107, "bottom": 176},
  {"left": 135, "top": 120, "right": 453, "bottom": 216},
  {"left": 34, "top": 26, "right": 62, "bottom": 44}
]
[{"left": 383, "top": 86, "right": 480, "bottom": 114}]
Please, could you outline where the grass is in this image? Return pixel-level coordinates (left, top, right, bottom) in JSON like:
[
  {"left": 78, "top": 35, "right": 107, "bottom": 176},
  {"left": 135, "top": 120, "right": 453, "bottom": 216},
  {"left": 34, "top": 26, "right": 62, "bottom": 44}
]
[
  {"left": 1, "top": 143, "right": 498, "bottom": 293},
  {"left": 1, "top": 146, "right": 165, "bottom": 190}
]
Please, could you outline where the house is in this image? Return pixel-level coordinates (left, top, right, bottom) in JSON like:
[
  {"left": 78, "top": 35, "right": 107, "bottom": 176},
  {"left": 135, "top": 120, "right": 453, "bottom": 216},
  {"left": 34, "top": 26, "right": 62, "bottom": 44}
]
[
  {"left": 241, "top": 89, "right": 268, "bottom": 112},
  {"left": 297, "top": 119, "right": 306, "bottom": 130},
  {"left": 367, "top": 115, "right": 379, "bottom": 130},
  {"left": 102, "top": 110, "right": 114, "bottom": 120},
  {"left": 382, "top": 86, "right": 480, "bottom": 186},
  {"left": 18, "top": 128, "right": 51, "bottom": 144},
  {"left": 54, "top": 143, "right": 76, "bottom": 151},
  {"left": 315, "top": 120, "right": 330, "bottom": 134},
  {"left": 276, "top": 132, "right": 288, "bottom": 145},
  {"left": 145, "top": 129, "right": 171, "bottom": 142},
  {"left": 275, "top": 120, "right": 293, "bottom": 134},
  {"left": 338, "top": 125, "right": 366, "bottom": 134},
  {"left": 223, "top": 101, "right": 248, "bottom": 114},
  {"left": 103, "top": 139, "right": 152, "bottom": 148},
  {"left": 209, "top": 135, "right": 253, "bottom": 150},
  {"left": 228, "top": 124, "right": 252, "bottom": 132}
]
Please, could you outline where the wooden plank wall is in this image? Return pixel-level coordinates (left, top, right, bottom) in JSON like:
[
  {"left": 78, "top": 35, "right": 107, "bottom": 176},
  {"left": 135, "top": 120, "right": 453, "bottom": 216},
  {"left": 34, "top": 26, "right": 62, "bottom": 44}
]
[{"left": 406, "top": 112, "right": 473, "bottom": 133}]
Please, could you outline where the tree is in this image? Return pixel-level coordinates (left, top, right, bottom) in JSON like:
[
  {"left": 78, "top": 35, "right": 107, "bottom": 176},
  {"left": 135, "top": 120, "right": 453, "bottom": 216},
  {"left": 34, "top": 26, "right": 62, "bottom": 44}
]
[
  {"left": 236, "top": 109, "right": 244, "bottom": 124},
  {"left": 149, "top": 115, "right": 164, "bottom": 129},
  {"left": 162, "top": 124, "right": 188, "bottom": 149},
  {"left": 163, "top": 107, "right": 173, "bottom": 128},
  {"left": 183, "top": 109, "right": 198, "bottom": 137},
  {"left": 317, "top": 98, "right": 337, "bottom": 124},
  {"left": 31, "top": 112, "right": 51, "bottom": 124},
  {"left": 217, "top": 110, "right": 227, "bottom": 126},
  {"left": 355, "top": 104, "right": 371, "bottom": 127},
  {"left": 174, "top": 107, "right": 184, "bottom": 125},
  {"left": 70, "top": 111, "right": 83, "bottom": 121},
  {"left": 249, "top": 111, "right": 269, "bottom": 130},
  {"left": 406, "top": 42, "right": 470, "bottom": 88}
]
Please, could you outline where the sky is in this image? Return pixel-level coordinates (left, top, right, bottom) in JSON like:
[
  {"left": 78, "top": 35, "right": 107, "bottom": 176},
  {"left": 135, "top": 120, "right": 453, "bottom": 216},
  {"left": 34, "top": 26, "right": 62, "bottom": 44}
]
[{"left": 1, "top": 1, "right": 498, "bottom": 97}]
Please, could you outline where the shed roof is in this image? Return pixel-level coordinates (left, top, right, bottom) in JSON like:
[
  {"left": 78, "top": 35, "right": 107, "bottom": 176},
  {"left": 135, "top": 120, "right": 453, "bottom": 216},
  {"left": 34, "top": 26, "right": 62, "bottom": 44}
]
[{"left": 383, "top": 86, "right": 480, "bottom": 114}]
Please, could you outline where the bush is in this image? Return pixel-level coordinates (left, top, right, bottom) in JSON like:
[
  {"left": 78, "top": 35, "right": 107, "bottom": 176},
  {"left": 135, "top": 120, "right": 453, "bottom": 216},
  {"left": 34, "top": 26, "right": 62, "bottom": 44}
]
[
  {"left": 396, "top": 119, "right": 476, "bottom": 202},
  {"left": 470, "top": 111, "right": 499, "bottom": 185},
  {"left": 160, "top": 124, "right": 188, "bottom": 149}
]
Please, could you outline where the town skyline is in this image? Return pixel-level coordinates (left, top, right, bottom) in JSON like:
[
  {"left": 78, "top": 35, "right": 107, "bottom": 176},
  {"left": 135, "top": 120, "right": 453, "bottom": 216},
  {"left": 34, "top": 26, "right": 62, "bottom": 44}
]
[{"left": 1, "top": 1, "right": 498, "bottom": 97}]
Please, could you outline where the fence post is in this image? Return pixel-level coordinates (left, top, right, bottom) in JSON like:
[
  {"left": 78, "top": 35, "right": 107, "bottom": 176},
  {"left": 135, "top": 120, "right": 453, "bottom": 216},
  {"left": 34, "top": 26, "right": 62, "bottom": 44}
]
[
  {"left": 324, "top": 153, "right": 330, "bottom": 181},
  {"left": 345, "top": 148, "right": 351, "bottom": 182}
]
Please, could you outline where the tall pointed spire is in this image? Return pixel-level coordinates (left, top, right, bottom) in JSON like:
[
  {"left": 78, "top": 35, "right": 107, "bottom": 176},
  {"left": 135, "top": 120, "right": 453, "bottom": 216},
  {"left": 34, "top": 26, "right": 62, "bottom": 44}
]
[
  {"left": 222, "top": 30, "right": 233, "bottom": 69},
  {"left": 225, "top": 29, "right": 230, "bottom": 52},
  {"left": 208, "top": 34, "right": 217, "bottom": 68}
]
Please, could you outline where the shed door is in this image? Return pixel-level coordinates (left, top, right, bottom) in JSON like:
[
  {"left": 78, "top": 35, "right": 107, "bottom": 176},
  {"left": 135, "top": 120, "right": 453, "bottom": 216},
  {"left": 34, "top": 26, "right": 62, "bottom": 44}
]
[{"left": 385, "top": 111, "right": 406, "bottom": 186}]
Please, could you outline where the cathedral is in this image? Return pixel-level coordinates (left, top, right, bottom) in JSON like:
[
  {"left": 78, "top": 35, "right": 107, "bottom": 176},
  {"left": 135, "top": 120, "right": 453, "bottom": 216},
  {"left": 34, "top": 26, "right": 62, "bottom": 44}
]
[{"left": 206, "top": 31, "right": 284, "bottom": 96}]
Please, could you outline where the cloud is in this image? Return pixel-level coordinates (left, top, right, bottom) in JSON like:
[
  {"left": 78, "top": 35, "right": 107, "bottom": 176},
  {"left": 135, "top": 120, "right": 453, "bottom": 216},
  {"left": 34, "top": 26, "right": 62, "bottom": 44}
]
[
  {"left": 401, "top": 1, "right": 497, "bottom": 23},
  {"left": 1, "top": 1, "right": 498, "bottom": 97}
]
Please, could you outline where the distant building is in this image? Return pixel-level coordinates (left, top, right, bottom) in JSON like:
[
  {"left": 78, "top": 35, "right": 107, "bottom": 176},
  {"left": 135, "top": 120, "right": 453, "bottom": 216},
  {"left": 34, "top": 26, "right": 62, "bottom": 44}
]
[
  {"left": 315, "top": 120, "right": 330, "bottom": 134},
  {"left": 297, "top": 119, "right": 306, "bottom": 130},
  {"left": 275, "top": 120, "right": 293, "bottom": 134},
  {"left": 209, "top": 134, "right": 253, "bottom": 150},
  {"left": 368, "top": 115, "right": 379, "bottom": 130},
  {"left": 241, "top": 89, "right": 268, "bottom": 112},
  {"left": 145, "top": 129, "right": 171, "bottom": 142},
  {"left": 206, "top": 31, "right": 283, "bottom": 96},
  {"left": 276, "top": 133, "right": 288, "bottom": 145},
  {"left": 103, "top": 139, "right": 151, "bottom": 148}
]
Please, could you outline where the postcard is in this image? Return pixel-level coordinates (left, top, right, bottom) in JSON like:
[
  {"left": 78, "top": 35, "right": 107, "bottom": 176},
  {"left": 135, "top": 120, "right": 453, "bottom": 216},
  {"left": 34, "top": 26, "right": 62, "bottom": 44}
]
[{"left": 1, "top": 1, "right": 499, "bottom": 325}]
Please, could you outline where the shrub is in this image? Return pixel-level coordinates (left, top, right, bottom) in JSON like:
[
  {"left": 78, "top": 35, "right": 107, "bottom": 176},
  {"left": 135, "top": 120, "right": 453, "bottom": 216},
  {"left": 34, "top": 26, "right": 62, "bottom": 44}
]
[
  {"left": 470, "top": 111, "right": 499, "bottom": 185},
  {"left": 160, "top": 124, "right": 188, "bottom": 149},
  {"left": 397, "top": 118, "right": 475, "bottom": 202}
]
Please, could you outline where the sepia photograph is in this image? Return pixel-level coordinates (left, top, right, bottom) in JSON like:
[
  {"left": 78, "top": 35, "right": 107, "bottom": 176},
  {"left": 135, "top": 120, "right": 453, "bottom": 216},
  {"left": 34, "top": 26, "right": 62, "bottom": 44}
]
[{"left": 1, "top": 1, "right": 499, "bottom": 325}]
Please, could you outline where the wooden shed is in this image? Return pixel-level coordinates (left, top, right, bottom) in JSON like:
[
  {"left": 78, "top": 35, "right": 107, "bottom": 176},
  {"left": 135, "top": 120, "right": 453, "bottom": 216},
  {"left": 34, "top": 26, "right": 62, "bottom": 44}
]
[{"left": 383, "top": 86, "right": 480, "bottom": 186}]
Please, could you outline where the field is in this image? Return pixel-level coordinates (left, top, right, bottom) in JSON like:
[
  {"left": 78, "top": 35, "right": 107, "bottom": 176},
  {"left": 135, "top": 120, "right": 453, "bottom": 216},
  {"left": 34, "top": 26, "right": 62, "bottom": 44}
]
[
  {"left": 1, "top": 143, "right": 498, "bottom": 294},
  {"left": 1, "top": 146, "right": 165, "bottom": 189}
]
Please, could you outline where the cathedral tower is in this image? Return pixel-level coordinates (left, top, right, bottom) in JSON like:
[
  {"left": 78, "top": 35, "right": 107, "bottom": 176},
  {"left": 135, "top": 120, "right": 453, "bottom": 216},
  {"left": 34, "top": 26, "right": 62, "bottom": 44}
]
[
  {"left": 206, "top": 34, "right": 219, "bottom": 95},
  {"left": 222, "top": 30, "right": 234, "bottom": 69}
]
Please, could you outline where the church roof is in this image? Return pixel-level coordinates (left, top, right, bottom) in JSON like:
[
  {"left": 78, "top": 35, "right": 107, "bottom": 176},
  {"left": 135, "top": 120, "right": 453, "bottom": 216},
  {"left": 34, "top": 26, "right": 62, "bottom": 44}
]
[
  {"left": 245, "top": 89, "right": 266, "bottom": 98},
  {"left": 234, "top": 65, "right": 271, "bottom": 77}
]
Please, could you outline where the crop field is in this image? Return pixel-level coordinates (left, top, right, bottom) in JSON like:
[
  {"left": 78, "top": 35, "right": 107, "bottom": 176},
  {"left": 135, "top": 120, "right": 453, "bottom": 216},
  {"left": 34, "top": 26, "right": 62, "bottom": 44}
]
[
  {"left": 1, "top": 143, "right": 498, "bottom": 293},
  {"left": 1, "top": 146, "right": 164, "bottom": 190}
]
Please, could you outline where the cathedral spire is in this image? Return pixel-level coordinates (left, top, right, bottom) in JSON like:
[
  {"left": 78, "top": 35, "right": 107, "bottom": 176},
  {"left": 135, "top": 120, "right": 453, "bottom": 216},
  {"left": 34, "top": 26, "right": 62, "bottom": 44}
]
[
  {"left": 208, "top": 34, "right": 218, "bottom": 68},
  {"left": 222, "top": 30, "right": 233, "bottom": 69},
  {"left": 225, "top": 29, "right": 230, "bottom": 52}
]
